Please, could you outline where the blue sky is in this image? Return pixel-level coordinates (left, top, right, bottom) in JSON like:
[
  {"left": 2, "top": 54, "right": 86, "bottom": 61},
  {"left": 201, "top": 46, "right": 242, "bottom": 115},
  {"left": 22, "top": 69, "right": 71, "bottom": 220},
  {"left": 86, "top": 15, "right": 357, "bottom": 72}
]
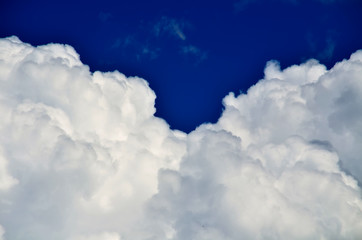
[{"left": 1, "top": 0, "right": 361, "bottom": 132}]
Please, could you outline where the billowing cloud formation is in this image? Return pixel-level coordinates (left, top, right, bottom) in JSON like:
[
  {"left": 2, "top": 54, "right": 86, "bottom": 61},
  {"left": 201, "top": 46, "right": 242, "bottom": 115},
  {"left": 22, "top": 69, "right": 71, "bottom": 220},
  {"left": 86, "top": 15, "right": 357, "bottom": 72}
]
[
  {"left": 0, "top": 36, "right": 186, "bottom": 240},
  {"left": 0, "top": 36, "right": 361, "bottom": 239}
]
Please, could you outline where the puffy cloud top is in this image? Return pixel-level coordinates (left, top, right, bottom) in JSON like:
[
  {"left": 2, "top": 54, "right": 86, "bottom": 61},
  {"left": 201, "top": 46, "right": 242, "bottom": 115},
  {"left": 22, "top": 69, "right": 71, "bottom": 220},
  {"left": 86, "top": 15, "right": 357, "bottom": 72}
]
[{"left": 0, "top": 36, "right": 361, "bottom": 239}]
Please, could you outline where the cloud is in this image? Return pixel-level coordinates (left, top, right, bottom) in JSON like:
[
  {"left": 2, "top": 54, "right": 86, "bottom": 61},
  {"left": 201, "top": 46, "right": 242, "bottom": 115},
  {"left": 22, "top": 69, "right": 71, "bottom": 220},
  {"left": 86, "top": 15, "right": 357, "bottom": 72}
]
[
  {"left": 0, "top": 36, "right": 186, "bottom": 240},
  {"left": 146, "top": 132, "right": 362, "bottom": 239},
  {"left": 71, "top": 232, "right": 121, "bottom": 240},
  {"left": 110, "top": 17, "right": 205, "bottom": 63},
  {"left": 139, "top": 46, "right": 160, "bottom": 60},
  {"left": 0, "top": 147, "right": 18, "bottom": 191},
  {"left": 111, "top": 36, "right": 159, "bottom": 61},
  {"left": 0, "top": 225, "right": 4, "bottom": 240},
  {"left": 112, "top": 35, "right": 135, "bottom": 49},
  {"left": 306, "top": 31, "right": 337, "bottom": 61},
  {"left": 0, "top": 36, "right": 362, "bottom": 239},
  {"left": 153, "top": 16, "right": 188, "bottom": 41},
  {"left": 317, "top": 37, "right": 336, "bottom": 60},
  {"left": 180, "top": 45, "right": 208, "bottom": 65}
]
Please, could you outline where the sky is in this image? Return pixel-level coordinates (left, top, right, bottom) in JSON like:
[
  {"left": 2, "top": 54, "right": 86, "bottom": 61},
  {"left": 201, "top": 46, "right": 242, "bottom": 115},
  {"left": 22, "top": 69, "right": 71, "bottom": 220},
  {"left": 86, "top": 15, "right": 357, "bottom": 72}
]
[
  {"left": 1, "top": 1, "right": 362, "bottom": 240},
  {"left": 1, "top": 0, "right": 361, "bottom": 132}
]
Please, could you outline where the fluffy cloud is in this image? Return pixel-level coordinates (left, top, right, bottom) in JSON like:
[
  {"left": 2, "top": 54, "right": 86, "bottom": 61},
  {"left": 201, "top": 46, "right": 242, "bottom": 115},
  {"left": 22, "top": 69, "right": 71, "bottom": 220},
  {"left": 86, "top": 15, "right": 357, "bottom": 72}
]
[
  {"left": 0, "top": 36, "right": 361, "bottom": 240},
  {"left": 0, "top": 36, "right": 186, "bottom": 240}
]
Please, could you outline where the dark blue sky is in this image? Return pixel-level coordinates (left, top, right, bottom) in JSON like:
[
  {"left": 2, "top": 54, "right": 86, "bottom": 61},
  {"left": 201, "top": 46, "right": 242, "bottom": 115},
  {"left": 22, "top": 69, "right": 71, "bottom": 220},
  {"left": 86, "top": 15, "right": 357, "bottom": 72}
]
[{"left": 1, "top": 0, "right": 361, "bottom": 132}]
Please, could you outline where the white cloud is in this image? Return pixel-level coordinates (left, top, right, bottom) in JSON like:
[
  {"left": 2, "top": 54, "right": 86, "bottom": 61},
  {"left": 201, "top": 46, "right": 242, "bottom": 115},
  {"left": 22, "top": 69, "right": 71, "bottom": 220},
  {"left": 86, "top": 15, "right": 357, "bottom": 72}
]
[
  {"left": 0, "top": 36, "right": 361, "bottom": 239},
  {"left": 0, "top": 36, "right": 186, "bottom": 240},
  {"left": 0, "top": 225, "right": 5, "bottom": 240},
  {"left": 71, "top": 231, "right": 121, "bottom": 240},
  {"left": 0, "top": 147, "right": 18, "bottom": 191}
]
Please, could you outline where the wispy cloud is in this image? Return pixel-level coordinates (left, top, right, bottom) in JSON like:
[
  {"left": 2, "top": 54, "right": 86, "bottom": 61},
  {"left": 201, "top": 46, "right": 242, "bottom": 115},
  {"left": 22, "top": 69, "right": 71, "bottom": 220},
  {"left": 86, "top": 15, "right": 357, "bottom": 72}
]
[
  {"left": 138, "top": 45, "right": 160, "bottom": 61},
  {"left": 111, "top": 35, "right": 133, "bottom": 49},
  {"left": 153, "top": 16, "right": 188, "bottom": 40},
  {"left": 318, "top": 38, "right": 335, "bottom": 60},
  {"left": 111, "top": 36, "right": 159, "bottom": 61},
  {"left": 109, "top": 16, "right": 206, "bottom": 63},
  {"left": 306, "top": 31, "right": 337, "bottom": 61},
  {"left": 180, "top": 45, "right": 208, "bottom": 65}
]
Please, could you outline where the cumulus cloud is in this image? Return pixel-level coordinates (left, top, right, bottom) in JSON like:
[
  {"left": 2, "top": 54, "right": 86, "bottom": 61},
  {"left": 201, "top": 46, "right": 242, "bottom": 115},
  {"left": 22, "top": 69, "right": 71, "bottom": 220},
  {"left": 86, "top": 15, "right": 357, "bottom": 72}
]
[
  {"left": 0, "top": 36, "right": 362, "bottom": 240},
  {"left": 0, "top": 36, "right": 186, "bottom": 240}
]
